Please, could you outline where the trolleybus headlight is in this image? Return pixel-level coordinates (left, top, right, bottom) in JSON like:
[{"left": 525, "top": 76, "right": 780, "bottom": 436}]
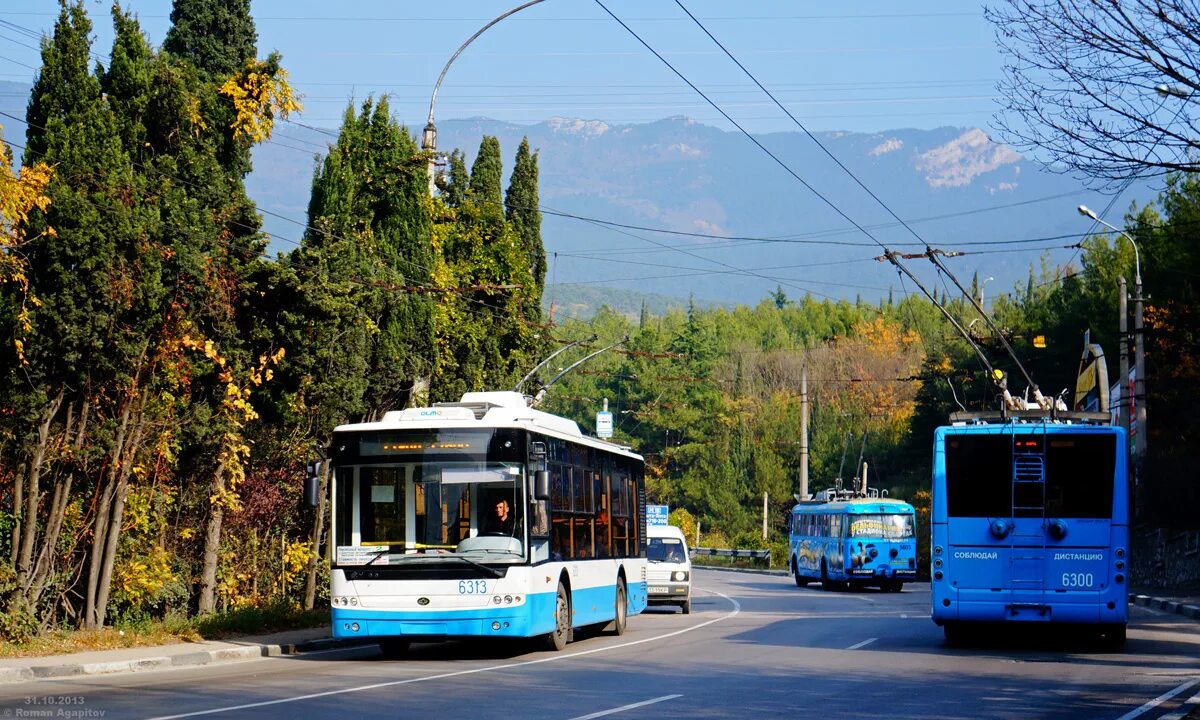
[
  {"left": 492, "top": 622, "right": 501, "bottom": 631},
  {"left": 350, "top": 623, "right": 359, "bottom": 632},
  {"left": 493, "top": 596, "right": 502, "bottom": 605},
  {"left": 504, "top": 595, "right": 513, "bottom": 604},
  {"left": 349, "top": 597, "right": 358, "bottom": 606}
]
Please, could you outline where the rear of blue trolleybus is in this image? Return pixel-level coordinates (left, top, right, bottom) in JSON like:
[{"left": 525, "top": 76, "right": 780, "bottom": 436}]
[{"left": 930, "top": 422, "right": 1129, "bottom": 647}]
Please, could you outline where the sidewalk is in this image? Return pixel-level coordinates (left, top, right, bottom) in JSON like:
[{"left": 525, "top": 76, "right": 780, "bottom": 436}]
[
  {"left": 1129, "top": 590, "right": 1200, "bottom": 620},
  {"left": 0, "top": 626, "right": 363, "bottom": 685}
]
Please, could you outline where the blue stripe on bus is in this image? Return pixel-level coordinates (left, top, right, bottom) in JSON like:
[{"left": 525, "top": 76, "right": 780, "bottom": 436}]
[{"left": 331, "top": 581, "right": 648, "bottom": 640}]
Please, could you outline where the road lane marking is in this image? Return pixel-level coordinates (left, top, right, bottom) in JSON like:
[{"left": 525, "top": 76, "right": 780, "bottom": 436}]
[
  {"left": 1114, "top": 677, "right": 1200, "bottom": 720},
  {"left": 1158, "top": 686, "right": 1200, "bottom": 720},
  {"left": 846, "top": 637, "right": 877, "bottom": 650},
  {"left": 568, "top": 694, "right": 683, "bottom": 720},
  {"left": 145, "top": 588, "right": 740, "bottom": 719}
]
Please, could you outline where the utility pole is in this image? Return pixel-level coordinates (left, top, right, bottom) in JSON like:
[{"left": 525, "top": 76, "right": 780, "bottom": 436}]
[
  {"left": 1133, "top": 276, "right": 1147, "bottom": 466},
  {"left": 799, "top": 365, "right": 809, "bottom": 500},
  {"left": 1118, "top": 276, "right": 1129, "bottom": 436}
]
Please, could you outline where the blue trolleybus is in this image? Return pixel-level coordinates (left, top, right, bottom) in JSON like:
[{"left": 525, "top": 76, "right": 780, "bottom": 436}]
[
  {"left": 321, "top": 391, "right": 648, "bottom": 654},
  {"left": 789, "top": 494, "right": 918, "bottom": 592},
  {"left": 930, "top": 413, "right": 1129, "bottom": 646}
]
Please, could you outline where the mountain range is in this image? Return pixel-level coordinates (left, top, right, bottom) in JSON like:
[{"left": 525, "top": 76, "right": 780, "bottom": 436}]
[{"left": 3, "top": 79, "right": 1156, "bottom": 311}]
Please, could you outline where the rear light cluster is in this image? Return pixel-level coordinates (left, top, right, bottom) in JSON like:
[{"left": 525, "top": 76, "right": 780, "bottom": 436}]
[
  {"left": 934, "top": 545, "right": 943, "bottom": 580},
  {"left": 1114, "top": 548, "right": 1126, "bottom": 584}
]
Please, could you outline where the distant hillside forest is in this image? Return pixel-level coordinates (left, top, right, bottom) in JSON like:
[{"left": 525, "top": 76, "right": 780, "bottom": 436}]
[{"left": 1, "top": 1, "right": 1197, "bottom": 639}]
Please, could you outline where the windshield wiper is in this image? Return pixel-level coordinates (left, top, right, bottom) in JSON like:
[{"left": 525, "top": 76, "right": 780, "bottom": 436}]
[
  {"left": 441, "top": 555, "right": 504, "bottom": 578},
  {"left": 364, "top": 548, "right": 390, "bottom": 566}
]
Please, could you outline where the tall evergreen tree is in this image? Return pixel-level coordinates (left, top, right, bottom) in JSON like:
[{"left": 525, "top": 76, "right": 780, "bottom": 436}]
[
  {"left": 162, "top": 0, "right": 256, "bottom": 77},
  {"left": 505, "top": 138, "right": 545, "bottom": 308}
]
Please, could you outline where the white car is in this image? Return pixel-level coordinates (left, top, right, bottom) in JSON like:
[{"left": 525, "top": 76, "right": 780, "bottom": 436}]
[{"left": 646, "top": 524, "right": 692, "bottom": 614}]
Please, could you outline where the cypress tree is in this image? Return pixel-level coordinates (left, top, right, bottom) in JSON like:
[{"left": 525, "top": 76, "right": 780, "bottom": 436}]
[
  {"left": 439, "top": 149, "right": 469, "bottom": 208},
  {"left": 469, "top": 135, "right": 503, "bottom": 206},
  {"left": 505, "top": 137, "right": 545, "bottom": 306},
  {"left": 163, "top": 0, "right": 256, "bottom": 77}
]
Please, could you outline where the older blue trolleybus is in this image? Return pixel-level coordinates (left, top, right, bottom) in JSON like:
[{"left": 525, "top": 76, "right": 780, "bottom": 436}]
[
  {"left": 318, "top": 391, "right": 648, "bottom": 655},
  {"left": 930, "top": 411, "right": 1129, "bottom": 647},
  {"left": 789, "top": 493, "right": 918, "bottom": 592}
]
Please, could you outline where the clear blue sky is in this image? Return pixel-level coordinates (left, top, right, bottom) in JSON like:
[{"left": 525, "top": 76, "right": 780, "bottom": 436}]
[{"left": 2, "top": 1, "right": 1003, "bottom": 134}]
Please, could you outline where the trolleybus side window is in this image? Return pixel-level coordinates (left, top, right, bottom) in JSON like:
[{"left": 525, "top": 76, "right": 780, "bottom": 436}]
[
  {"left": 945, "top": 435, "right": 1013, "bottom": 517},
  {"left": 1045, "top": 434, "right": 1116, "bottom": 518}
]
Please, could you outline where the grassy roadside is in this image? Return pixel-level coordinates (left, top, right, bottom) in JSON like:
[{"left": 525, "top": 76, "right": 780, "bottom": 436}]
[{"left": 0, "top": 603, "right": 329, "bottom": 659}]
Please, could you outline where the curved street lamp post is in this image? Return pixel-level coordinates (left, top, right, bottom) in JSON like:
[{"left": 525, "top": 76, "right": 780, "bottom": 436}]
[
  {"left": 1077, "top": 205, "right": 1146, "bottom": 466},
  {"left": 422, "top": 0, "right": 549, "bottom": 195}
]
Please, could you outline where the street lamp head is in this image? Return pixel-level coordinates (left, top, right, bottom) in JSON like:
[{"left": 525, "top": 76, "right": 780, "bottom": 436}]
[{"left": 1077, "top": 205, "right": 1098, "bottom": 220}]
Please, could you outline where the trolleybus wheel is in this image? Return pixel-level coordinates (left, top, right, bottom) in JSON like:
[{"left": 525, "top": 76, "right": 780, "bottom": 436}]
[
  {"left": 377, "top": 638, "right": 410, "bottom": 658},
  {"left": 545, "top": 581, "right": 570, "bottom": 651},
  {"left": 792, "top": 558, "right": 809, "bottom": 587},
  {"left": 610, "top": 578, "right": 628, "bottom": 636},
  {"left": 885, "top": 580, "right": 903, "bottom": 593},
  {"left": 1101, "top": 623, "right": 1126, "bottom": 651},
  {"left": 942, "top": 622, "right": 965, "bottom": 646}
]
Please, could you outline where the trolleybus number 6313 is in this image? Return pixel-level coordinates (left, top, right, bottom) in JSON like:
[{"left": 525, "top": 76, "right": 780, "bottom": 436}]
[{"left": 458, "top": 580, "right": 488, "bottom": 595}]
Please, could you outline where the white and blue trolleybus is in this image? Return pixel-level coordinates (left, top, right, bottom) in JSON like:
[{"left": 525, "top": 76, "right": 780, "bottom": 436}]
[{"left": 318, "top": 391, "right": 648, "bottom": 655}]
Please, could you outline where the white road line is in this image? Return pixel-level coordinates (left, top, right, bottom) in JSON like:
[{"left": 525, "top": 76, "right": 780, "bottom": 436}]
[
  {"left": 1114, "top": 677, "right": 1200, "bottom": 720},
  {"left": 1157, "top": 685, "right": 1200, "bottom": 720},
  {"left": 846, "top": 637, "right": 877, "bottom": 650},
  {"left": 145, "top": 588, "right": 741, "bottom": 720},
  {"left": 568, "top": 694, "right": 683, "bottom": 720}
]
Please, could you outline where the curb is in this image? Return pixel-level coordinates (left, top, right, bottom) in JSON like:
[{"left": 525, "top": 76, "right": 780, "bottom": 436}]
[
  {"left": 1129, "top": 594, "right": 1200, "bottom": 621},
  {"left": 0, "top": 638, "right": 372, "bottom": 685}
]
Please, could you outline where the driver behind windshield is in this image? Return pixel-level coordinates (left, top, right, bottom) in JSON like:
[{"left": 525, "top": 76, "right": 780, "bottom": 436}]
[{"left": 484, "top": 497, "right": 516, "bottom": 536}]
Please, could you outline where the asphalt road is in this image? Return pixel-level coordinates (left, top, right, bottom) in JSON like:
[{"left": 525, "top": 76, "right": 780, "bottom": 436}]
[{"left": 1, "top": 569, "right": 1197, "bottom": 720}]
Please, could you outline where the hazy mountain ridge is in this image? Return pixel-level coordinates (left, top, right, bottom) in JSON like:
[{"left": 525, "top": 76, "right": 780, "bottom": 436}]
[{"left": 2, "top": 78, "right": 1154, "bottom": 307}]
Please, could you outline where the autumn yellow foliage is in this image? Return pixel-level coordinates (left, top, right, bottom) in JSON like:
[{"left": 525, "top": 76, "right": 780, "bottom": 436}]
[
  {"left": 218, "top": 59, "right": 302, "bottom": 143},
  {"left": 0, "top": 125, "right": 54, "bottom": 364}
]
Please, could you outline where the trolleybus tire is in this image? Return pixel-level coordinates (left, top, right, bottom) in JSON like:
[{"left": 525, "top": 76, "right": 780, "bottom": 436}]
[
  {"left": 377, "top": 638, "right": 410, "bottom": 658},
  {"left": 1101, "top": 623, "right": 1126, "bottom": 650},
  {"left": 610, "top": 578, "right": 628, "bottom": 636},
  {"left": 885, "top": 580, "right": 903, "bottom": 593},
  {"left": 792, "top": 558, "right": 809, "bottom": 587},
  {"left": 942, "top": 622, "right": 965, "bottom": 646},
  {"left": 544, "top": 581, "right": 570, "bottom": 651}
]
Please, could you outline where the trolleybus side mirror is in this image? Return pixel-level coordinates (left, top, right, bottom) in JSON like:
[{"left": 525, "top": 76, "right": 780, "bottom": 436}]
[
  {"left": 534, "top": 469, "right": 550, "bottom": 501},
  {"left": 304, "top": 460, "right": 322, "bottom": 508}
]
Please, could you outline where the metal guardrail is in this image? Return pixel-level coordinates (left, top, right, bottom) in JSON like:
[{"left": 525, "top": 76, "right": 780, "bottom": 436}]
[{"left": 691, "top": 547, "right": 771, "bottom": 563}]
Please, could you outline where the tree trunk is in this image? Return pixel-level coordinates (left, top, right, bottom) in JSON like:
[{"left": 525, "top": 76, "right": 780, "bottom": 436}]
[
  {"left": 85, "top": 395, "right": 131, "bottom": 629},
  {"left": 303, "top": 461, "right": 330, "bottom": 610},
  {"left": 92, "top": 397, "right": 147, "bottom": 628},
  {"left": 28, "top": 397, "right": 85, "bottom": 606},
  {"left": 17, "top": 389, "right": 64, "bottom": 593},
  {"left": 198, "top": 460, "right": 228, "bottom": 615}
]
